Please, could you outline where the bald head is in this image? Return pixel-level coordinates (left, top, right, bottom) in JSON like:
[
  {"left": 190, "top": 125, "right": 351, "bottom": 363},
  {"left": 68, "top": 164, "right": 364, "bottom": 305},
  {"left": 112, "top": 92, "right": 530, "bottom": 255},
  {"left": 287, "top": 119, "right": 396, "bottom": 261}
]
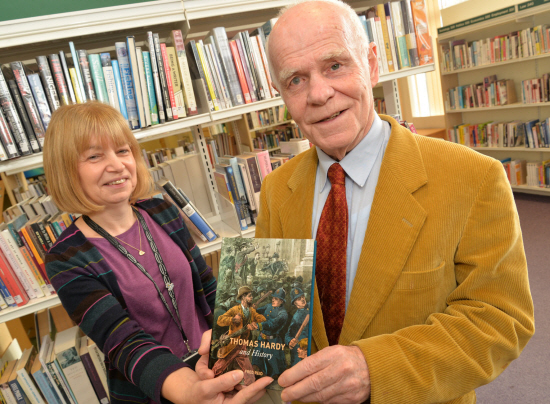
[{"left": 267, "top": 0, "right": 368, "bottom": 88}]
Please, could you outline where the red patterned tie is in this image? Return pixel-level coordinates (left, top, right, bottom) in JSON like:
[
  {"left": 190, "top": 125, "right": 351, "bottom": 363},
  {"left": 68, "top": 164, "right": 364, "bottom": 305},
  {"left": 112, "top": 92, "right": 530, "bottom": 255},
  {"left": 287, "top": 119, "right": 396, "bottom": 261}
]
[{"left": 316, "top": 163, "right": 347, "bottom": 346}]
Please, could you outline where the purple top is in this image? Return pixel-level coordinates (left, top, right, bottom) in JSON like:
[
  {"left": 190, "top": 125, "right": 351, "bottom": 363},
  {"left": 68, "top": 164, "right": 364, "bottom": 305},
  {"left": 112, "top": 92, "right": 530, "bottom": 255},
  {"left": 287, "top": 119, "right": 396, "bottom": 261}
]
[{"left": 88, "top": 207, "right": 209, "bottom": 361}]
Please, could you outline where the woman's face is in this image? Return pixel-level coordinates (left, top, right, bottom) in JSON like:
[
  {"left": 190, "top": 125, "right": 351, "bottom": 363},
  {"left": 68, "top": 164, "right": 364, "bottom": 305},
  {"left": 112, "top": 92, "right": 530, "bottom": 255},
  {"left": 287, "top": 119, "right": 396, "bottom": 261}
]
[{"left": 77, "top": 136, "right": 137, "bottom": 210}]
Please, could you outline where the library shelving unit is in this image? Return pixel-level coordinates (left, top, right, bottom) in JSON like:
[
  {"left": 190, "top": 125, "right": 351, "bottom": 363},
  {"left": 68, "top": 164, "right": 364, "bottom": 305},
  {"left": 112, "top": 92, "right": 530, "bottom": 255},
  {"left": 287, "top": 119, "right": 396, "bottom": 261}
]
[
  {"left": 0, "top": 0, "right": 435, "bottom": 322},
  {"left": 438, "top": 1, "right": 550, "bottom": 196}
]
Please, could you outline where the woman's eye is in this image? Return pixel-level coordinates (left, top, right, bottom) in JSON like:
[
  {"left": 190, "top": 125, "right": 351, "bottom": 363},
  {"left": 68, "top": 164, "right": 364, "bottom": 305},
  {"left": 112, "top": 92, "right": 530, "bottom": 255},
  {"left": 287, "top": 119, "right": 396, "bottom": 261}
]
[{"left": 331, "top": 63, "right": 340, "bottom": 71}]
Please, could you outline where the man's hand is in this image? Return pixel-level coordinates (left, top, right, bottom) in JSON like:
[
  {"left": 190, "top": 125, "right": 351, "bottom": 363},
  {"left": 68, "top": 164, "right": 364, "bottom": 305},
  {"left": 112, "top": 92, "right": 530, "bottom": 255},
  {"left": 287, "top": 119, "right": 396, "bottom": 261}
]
[
  {"left": 232, "top": 315, "right": 242, "bottom": 326},
  {"left": 278, "top": 345, "right": 370, "bottom": 404},
  {"left": 289, "top": 338, "right": 298, "bottom": 349},
  {"left": 247, "top": 322, "right": 258, "bottom": 330}
]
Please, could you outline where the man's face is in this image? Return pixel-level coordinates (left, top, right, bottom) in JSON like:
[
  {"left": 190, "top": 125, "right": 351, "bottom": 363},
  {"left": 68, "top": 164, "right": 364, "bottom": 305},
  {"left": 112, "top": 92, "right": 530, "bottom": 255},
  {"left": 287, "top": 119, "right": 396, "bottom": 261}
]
[
  {"left": 243, "top": 292, "right": 253, "bottom": 304},
  {"left": 272, "top": 297, "right": 283, "bottom": 307},
  {"left": 294, "top": 296, "right": 307, "bottom": 309},
  {"left": 269, "top": 3, "right": 379, "bottom": 161}
]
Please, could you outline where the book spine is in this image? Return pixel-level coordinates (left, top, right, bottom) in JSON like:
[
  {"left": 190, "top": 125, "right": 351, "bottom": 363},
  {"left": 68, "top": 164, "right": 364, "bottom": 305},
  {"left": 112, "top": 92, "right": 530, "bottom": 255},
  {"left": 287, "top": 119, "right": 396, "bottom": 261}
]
[
  {"left": 114, "top": 42, "right": 139, "bottom": 129},
  {"left": 31, "top": 371, "right": 61, "bottom": 404},
  {"left": 68, "top": 42, "right": 87, "bottom": 102},
  {"left": 68, "top": 69, "right": 83, "bottom": 104},
  {"left": 99, "top": 53, "right": 121, "bottom": 112},
  {"left": 196, "top": 41, "right": 220, "bottom": 111},
  {"left": 77, "top": 50, "right": 96, "bottom": 101},
  {"left": 7, "top": 379, "right": 29, "bottom": 404},
  {"left": 0, "top": 99, "right": 21, "bottom": 159},
  {"left": 255, "top": 35, "right": 278, "bottom": 97},
  {"left": 18, "top": 229, "right": 47, "bottom": 287},
  {"left": 126, "top": 36, "right": 148, "bottom": 127},
  {"left": 58, "top": 51, "right": 77, "bottom": 104},
  {"left": 241, "top": 32, "right": 263, "bottom": 100},
  {"left": 45, "top": 361, "right": 72, "bottom": 404},
  {"left": 161, "top": 181, "right": 218, "bottom": 242},
  {"left": 249, "top": 37, "right": 271, "bottom": 100},
  {"left": 20, "top": 245, "right": 51, "bottom": 296},
  {"left": 235, "top": 38, "right": 257, "bottom": 102},
  {"left": 52, "top": 359, "right": 77, "bottom": 404},
  {"left": 35, "top": 56, "right": 61, "bottom": 113},
  {"left": 11, "top": 62, "right": 46, "bottom": 148},
  {"left": 135, "top": 47, "right": 154, "bottom": 126},
  {"left": 160, "top": 43, "right": 179, "bottom": 119},
  {"left": 171, "top": 31, "right": 198, "bottom": 115},
  {"left": 0, "top": 383, "right": 18, "bottom": 404},
  {"left": 86, "top": 344, "right": 108, "bottom": 394},
  {"left": 152, "top": 33, "right": 174, "bottom": 121},
  {"left": 391, "top": 2, "right": 410, "bottom": 68},
  {"left": 87, "top": 54, "right": 109, "bottom": 104},
  {"left": 212, "top": 28, "right": 244, "bottom": 105},
  {"left": 238, "top": 163, "right": 256, "bottom": 211},
  {"left": 187, "top": 40, "right": 214, "bottom": 111},
  {"left": 166, "top": 47, "right": 186, "bottom": 118},
  {"left": 402, "top": 0, "right": 419, "bottom": 67},
  {"left": 244, "top": 157, "right": 262, "bottom": 209},
  {"left": 221, "top": 165, "right": 249, "bottom": 230},
  {"left": 146, "top": 31, "right": 166, "bottom": 123},
  {"left": 0, "top": 276, "right": 15, "bottom": 307},
  {"left": 17, "top": 370, "right": 47, "bottom": 404},
  {"left": 27, "top": 74, "right": 52, "bottom": 131},
  {"left": 55, "top": 351, "right": 99, "bottom": 404},
  {"left": 79, "top": 352, "right": 108, "bottom": 404},
  {"left": 48, "top": 54, "right": 71, "bottom": 106},
  {"left": 0, "top": 253, "right": 28, "bottom": 306},
  {"left": 204, "top": 43, "right": 229, "bottom": 109},
  {"left": 141, "top": 51, "right": 159, "bottom": 125},
  {"left": 110, "top": 60, "right": 128, "bottom": 120},
  {"left": 6, "top": 79, "right": 40, "bottom": 153}
]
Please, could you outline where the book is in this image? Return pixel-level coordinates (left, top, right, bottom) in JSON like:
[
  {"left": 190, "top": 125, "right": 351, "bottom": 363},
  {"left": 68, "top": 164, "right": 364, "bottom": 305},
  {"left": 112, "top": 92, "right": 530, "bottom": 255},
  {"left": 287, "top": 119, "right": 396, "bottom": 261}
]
[
  {"left": 170, "top": 30, "right": 198, "bottom": 115},
  {"left": 208, "top": 237, "right": 316, "bottom": 390},
  {"left": 58, "top": 51, "right": 77, "bottom": 104},
  {"left": 27, "top": 73, "right": 52, "bottom": 130},
  {"left": 410, "top": 0, "right": 433, "bottom": 66},
  {"left": 39, "top": 335, "right": 73, "bottom": 404},
  {"left": 146, "top": 31, "right": 166, "bottom": 123},
  {"left": 110, "top": 60, "right": 128, "bottom": 120},
  {"left": 68, "top": 42, "right": 86, "bottom": 102},
  {"left": 84, "top": 339, "right": 108, "bottom": 399},
  {"left": 15, "top": 348, "right": 46, "bottom": 404},
  {"left": 77, "top": 49, "right": 96, "bottom": 101},
  {"left": 126, "top": 36, "right": 149, "bottom": 128},
  {"left": 99, "top": 53, "right": 121, "bottom": 112},
  {"left": 31, "top": 343, "right": 62, "bottom": 404},
  {"left": 54, "top": 326, "right": 100, "bottom": 404},
  {"left": 186, "top": 39, "right": 214, "bottom": 111},
  {"left": 68, "top": 68, "right": 83, "bottom": 104},
  {"left": 115, "top": 42, "right": 139, "bottom": 129},
  {"left": 160, "top": 43, "right": 179, "bottom": 119},
  {"left": 244, "top": 150, "right": 272, "bottom": 180},
  {"left": 87, "top": 54, "right": 109, "bottom": 104},
  {"left": 47, "top": 54, "right": 71, "bottom": 106},
  {"left": 390, "top": 1, "right": 410, "bottom": 69},
  {"left": 228, "top": 40, "right": 252, "bottom": 104},
  {"left": 6, "top": 78, "right": 41, "bottom": 154},
  {"left": 35, "top": 56, "right": 60, "bottom": 112},
  {"left": 152, "top": 33, "right": 174, "bottom": 121},
  {"left": 0, "top": 360, "right": 18, "bottom": 404},
  {"left": 156, "top": 178, "right": 218, "bottom": 242},
  {"left": 400, "top": 0, "right": 419, "bottom": 67},
  {"left": 135, "top": 47, "right": 154, "bottom": 126},
  {"left": 78, "top": 336, "right": 109, "bottom": 404},
  {"left": 140, "top": 51, "right": 159, "bottom": 125},
  {"left": 0, "top": 245, "right": 29, "bottom": 306},
  {"left": 7, "top": 355, "right": 30, "bottom": 404},
  {"left": 0, "top": 103, "right": 20, "bottom": 159}
]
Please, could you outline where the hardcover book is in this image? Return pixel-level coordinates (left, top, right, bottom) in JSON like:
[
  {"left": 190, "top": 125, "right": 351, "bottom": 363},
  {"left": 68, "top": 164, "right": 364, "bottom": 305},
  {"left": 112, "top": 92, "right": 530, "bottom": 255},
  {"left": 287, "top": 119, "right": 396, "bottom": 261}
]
[{"left": 209, "top": 237, "right": 316, "bottom": 390}]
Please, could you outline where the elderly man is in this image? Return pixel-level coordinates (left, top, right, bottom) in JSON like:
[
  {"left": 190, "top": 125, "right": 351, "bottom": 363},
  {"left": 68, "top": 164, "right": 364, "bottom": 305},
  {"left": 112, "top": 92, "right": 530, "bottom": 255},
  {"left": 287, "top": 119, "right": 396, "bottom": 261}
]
[{"left": 254, "top": 0, "right": 535, "bottom": 403}]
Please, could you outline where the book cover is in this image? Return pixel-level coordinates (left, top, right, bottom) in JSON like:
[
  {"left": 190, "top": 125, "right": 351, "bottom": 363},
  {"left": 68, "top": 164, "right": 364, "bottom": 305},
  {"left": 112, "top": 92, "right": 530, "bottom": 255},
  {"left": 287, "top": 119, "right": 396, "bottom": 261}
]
[
  {"left": 146, "top": 31, "right": 166, "bottom": 123},
  {"left": 35, "top": 56, "right": 60, "bottom": 114},
  {"left": 31, "top": 346, "right": 62, "bottom": 404},
  {"left": 410, "top": 0, "right": 433, "bottom": 66},
  {"left": 6, "top": 78, "right": 40, "bottom": 154},
  {"left": 159, "top": 43, "right": 179, "bottom": 119},
  {"left": 99, "top": 53, "right": 121, "bottom": 113},
  {"left": 209, "top": 237, "right": 316, "bottom": 390},
  {"left": 170, "top": 30, "right": 198, "bottom": 115},
  {"left": 87, "top": 54, "right": 109, "bottom": 104},
  {"left": 152, "top": 33, "right": 174, "bottom": 121},
  {"left": 15, "top": 348, "right": 46, "bottom": 404},
  {"left": 26, "top": 74, "right": 52, "bottom": 131},
  {"left": 114, "top": 42, "right": 139, "bottom": 129},
  {"left": 110, "top": 60, "right": 128, "bottom": 120},
  {"left": 76, "top": 49, "right": 96, "bottom": 101},
  {"left": 47, "top": 54, "right": 71, "bottom": 107},
  {"left": 0, "top": 105, "right": 20, "bottom": 159},
  {"left": 228, "top": 40, "right": 252, "bottom": 104}
]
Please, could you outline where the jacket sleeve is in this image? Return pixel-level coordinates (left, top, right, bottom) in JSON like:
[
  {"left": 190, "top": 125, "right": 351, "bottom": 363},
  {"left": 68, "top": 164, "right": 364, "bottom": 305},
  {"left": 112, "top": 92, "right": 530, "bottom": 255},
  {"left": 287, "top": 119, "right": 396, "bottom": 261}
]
[
  {"left": 46, "top": 235, "right": 187, "bottom": 404},
  {"left": 353, "top": 161, "right": 535, "bottom": 403}
]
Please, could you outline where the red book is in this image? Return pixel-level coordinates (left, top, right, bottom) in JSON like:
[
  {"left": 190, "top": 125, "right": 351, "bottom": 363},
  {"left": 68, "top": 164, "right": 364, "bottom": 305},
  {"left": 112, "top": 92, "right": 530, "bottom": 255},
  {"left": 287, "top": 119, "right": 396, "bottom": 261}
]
[
  {"left": 0, "top": 245, "right": 29, "bottom": 306},
  {"left": 229, "top": 40, "right": 252, "bottom": 104},
  {"left": 160, "top": 43, "right": 178, "bottom": 119},
  {"left": 18, "top": 228, "right": 47, "bottom": 282}
]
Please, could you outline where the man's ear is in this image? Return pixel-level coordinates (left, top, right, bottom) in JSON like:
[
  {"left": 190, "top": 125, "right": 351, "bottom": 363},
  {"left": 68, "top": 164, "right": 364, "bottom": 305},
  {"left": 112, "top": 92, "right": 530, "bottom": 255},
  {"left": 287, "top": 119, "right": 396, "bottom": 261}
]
[{"left": 367, "top": 42, "right": 379, "bottom": 87}]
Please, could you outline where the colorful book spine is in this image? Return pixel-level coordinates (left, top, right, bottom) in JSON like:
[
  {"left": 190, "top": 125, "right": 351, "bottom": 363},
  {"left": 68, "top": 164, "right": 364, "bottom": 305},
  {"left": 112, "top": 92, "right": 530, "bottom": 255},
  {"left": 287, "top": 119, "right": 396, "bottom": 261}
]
[
  {"left": 68, "top": 68, "right": 83, "bottom": 104},
  {"left": 115, "top": 42, "right": 139, "bottom": 129},
  {"left": 235, "top": 37, "right": 257, "bottom": 102},
  {"left": 68, "top": 42, "right": 87, "bottom": 102},
  {"left": 0, "top": 73, "right": 27, "bottom": 157},
  {"left": 141, "top": 51, "right": 159, "bottom": 125},
  {"left": 126, "top": 36, "right": 149, "bottom": 127},
  {"left": 171, "top": 30, "right": 198, "bottom": 115},
  {"left": 77, "top": 49, "right": 96, "bottom": 101},
  {"left": 100, "top": 52, "right": 121, "bottom": 112},
  {"left": 6, "top": 79, "right": 40, "bottom": 153},
  {"left": 136, "top": 47, "right": 154, "bottom": 125},
  {"left": 87, "top": 54, "right": 109, "bottom": 104},
  {"left": 27, "top": 73, "right": 52, "bottom": 131},
  {"left": 196, "top": 41, "right": 220, "bottom": 111},
  {"left": 35, "top": 56, "right": 61, "bottom": 112},
  {"left": 47, "top": 53, "right": 71, "bottom": 106},
  {"left": 152, "top": 33, "right": 174, "bottom": 121},
  {"left": 58, "top": 51, "right": 77, "bottom": 104},
  {"left": 146, "top": 31, "right": 166, "bottom": 123},
  {"left": 110, "top": 60, "right": 128, "bottom": 120},
  {"left": 210, "top": 27, "right": 245, "bottom": 106},
  {"left": 186, "top": 39, "right": 214, "bottom": 111},
  {"left": 229, "top": 40, "right": 252, "bottom": 104},
  {"left": 160, "top": 43, "right": 179, "bottom": 119}
]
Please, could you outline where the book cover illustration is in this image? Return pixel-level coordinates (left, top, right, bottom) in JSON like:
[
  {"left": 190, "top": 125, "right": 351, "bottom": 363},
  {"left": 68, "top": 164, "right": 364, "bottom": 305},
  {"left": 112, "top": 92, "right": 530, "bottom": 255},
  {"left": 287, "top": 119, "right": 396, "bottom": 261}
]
[{"left": 209, "top": 237, "right": 316, "bottom": 390}]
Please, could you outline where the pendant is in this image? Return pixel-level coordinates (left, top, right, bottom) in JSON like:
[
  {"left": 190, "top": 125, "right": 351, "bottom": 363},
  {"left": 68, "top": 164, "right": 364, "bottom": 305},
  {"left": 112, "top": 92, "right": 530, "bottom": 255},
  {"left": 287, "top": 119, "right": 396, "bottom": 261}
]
[
  {"left": 166, "top": 282, "right": 174, "bottom": 292},
  {"left": 139, "top": 250, "right": 145, "bottom": 256}
]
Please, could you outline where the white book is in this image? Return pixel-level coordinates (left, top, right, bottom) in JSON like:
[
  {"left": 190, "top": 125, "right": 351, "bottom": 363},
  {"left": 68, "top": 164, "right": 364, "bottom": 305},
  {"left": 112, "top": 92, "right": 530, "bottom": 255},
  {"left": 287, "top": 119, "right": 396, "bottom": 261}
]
[
  {"left": 238, "top": 162, "right": 256, "bottom": 211},
  {"left": 126, "top": 36, "right": 148, "bottom": 128},
  {"left": 39, "top": 335, "right": 67, "bottom": 404},
  {"left": 54, "top": 327, "right": 100, "bottom": 404},
  {"left": 146, "top": 31, "right": 166, "bottom": 123},
  {"left": 102, "top": 64, "right": 120, "bottom": 112},
  {"left": 205, "top": 43, "right": 232, "bottom": 109},
  {"left": 0, "top": 229, "right": 39, "bottom": 299},
  {"left": 16, "top": 348, "right": 46, "bottom": 404},
  {"left": 374, "top": 18, "right": 389, "bottom": 75},
  {"left": 135, "top": 47, "right": 152, "bottom": 127},
  {"left": 248, "top": 37, "right": 271, "bottom": 99},
  {"left": 171, "top": 30, "right": 198, "bottom": 115}
]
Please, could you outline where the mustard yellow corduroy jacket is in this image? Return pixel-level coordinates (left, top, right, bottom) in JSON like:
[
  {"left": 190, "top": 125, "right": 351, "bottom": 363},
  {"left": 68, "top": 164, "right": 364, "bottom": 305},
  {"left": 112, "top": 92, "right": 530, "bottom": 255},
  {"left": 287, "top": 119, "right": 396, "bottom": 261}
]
[{"left": 254, "top": 115, "right": 535, "bottom": 404}]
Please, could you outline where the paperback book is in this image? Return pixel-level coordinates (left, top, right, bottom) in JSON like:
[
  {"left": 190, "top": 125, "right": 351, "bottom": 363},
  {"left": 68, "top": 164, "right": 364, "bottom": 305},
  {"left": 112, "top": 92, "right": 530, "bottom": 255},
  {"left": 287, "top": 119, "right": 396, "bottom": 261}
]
[{"left": 209, "top": 237, "right": 316, "bottom": 390}]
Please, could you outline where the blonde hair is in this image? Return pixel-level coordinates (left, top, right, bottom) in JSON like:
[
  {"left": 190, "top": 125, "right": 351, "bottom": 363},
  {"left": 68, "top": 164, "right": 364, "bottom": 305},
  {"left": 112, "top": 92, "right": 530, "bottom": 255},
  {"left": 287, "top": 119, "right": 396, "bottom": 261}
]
[{"left": 43, "top": 101, "right": 153, "bottom": 215}]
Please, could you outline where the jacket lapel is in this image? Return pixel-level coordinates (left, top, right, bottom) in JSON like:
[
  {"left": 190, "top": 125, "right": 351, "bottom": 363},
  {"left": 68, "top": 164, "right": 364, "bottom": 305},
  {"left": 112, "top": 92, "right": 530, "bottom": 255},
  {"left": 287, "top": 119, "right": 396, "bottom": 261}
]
[{"left": 338, "top": 116, "right": 428, "bottom": 346}]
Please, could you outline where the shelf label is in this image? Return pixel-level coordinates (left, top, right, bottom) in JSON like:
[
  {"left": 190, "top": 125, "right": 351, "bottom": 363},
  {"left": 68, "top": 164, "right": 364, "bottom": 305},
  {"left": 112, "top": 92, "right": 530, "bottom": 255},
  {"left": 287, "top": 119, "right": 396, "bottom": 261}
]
[
  {"left": 438, "top": 6, "right": 516, "bottom": 35},
  {"left": 518, "top": 0, "right": 550, "bottom": 11}
]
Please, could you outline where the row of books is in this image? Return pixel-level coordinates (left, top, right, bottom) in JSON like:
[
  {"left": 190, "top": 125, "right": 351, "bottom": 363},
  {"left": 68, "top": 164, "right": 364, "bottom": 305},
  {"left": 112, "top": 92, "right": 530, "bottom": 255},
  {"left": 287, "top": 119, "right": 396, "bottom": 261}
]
[
  {"left": 10, "top": 175, "right": 50, "bottom": 206},
  {"left": 374, "top": 97, "right": 387, "bottom": 114},
  {"left": 252, "top": 127, "right": 301, "bottom": 151},
  {"left": 500, "top": 158, "right": 550, "bottom": 188},
  {"left": 520, "top": 74, "right": 550, "bottom": 104},
  {"left": 0, "top": 200, "right": 77, "bottom": 310},
  {"left": 441, "top": 24, "right": 550, "bottom": 72},
  {"left": 359, "top": 1, "right": 434, "bottom": 76},
  {"left": 445, "top": 75, "right": 517, "bottom": 110},
  {"left": 246, "top": 105, "right": 291, "bottom": 130},
  {"left": 447, "top": 118, "right": 550, "bottom": 149},
  {"left": 0, "top": 324, "right": 109, "bottom": 404}
]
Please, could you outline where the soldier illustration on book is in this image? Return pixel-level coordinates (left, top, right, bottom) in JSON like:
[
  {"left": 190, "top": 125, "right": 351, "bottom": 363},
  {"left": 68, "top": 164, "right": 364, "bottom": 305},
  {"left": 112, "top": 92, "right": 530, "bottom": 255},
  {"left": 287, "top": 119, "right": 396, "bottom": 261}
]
[
  {"left": 245, "top": 251, "right": 261, "bottom": 280},
  {"left": 285, "top": 287, "right": 310, "bottom": 366},
  {"left": 212, "top": 286, "right": 266, "bottom": 386},
  {"left": 252, "top": 288, "right": 289, "bottom": 381},
  {"left": 236, "top": 242, "right": 259, "bottom": 283}
]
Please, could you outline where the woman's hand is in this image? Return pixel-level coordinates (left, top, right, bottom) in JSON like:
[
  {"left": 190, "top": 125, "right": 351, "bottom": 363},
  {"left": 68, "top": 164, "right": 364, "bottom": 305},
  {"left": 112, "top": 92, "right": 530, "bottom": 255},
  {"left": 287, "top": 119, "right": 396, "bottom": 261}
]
[{"left": 161, "top": 330, "right": 273, "bottom": 403}]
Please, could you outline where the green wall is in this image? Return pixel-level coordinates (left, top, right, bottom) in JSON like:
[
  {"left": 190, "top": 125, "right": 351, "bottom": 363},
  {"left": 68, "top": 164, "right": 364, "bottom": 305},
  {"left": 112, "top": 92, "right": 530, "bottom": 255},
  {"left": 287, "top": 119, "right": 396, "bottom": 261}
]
[{"left": 0, "top": 0, "right": 155, "bottom": 22}]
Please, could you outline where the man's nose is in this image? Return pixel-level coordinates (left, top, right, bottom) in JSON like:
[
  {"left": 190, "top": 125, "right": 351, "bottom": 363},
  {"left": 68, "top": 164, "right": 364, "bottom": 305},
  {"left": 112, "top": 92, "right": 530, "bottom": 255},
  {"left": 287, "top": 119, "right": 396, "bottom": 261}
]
[{"left": 307, "top": 73, "right": 335, "bottom": 105}]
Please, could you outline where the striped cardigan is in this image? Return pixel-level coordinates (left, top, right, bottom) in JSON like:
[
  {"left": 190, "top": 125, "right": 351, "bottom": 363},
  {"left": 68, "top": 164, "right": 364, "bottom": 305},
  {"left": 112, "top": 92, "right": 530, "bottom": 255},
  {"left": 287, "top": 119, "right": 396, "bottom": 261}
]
[{"left": 46, "top": 198, "right": 216, "bottom": 404}]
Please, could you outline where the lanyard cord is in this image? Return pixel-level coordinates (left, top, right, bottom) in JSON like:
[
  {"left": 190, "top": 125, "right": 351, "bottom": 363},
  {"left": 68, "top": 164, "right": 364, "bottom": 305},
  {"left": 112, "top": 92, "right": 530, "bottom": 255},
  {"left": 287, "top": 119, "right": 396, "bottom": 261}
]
[{"left": 83, "top": 208, "right": 191, "bottom": 352}]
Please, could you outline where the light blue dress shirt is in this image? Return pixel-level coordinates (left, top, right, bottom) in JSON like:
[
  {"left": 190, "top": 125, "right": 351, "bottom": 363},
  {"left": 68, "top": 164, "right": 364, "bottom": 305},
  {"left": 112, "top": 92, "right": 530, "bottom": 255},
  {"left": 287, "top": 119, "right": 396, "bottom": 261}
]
[{"left": 312, "top": 113, "right": 390, "bottom": 309}]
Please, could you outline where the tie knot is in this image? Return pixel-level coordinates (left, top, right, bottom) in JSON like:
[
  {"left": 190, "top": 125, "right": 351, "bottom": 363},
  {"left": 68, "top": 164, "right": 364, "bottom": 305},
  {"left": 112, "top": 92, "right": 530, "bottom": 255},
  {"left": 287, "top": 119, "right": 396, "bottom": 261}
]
[{"left": 327, "top": 163, "right": 346, "bottom": 186}]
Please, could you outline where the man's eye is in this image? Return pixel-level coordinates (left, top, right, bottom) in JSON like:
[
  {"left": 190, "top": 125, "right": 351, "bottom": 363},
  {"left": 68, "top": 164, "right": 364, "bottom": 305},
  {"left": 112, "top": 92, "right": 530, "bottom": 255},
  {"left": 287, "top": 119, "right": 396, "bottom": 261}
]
[
  {"left": 290, "top": 77, "right": 301, "bottom": 86},
  {"left": 331, "top": 63, "right": 340, "bottom": 71}
]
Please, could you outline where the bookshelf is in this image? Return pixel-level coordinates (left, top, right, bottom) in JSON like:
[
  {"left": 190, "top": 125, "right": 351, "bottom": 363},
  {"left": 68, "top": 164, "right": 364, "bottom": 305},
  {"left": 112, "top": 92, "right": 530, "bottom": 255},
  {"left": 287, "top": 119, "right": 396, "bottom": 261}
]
[
  {"left": 0, "top": 0, "right": 437, "bottom": 322},
  {"left": 438, "top": 1, "right": 550, "bottom": 194}
]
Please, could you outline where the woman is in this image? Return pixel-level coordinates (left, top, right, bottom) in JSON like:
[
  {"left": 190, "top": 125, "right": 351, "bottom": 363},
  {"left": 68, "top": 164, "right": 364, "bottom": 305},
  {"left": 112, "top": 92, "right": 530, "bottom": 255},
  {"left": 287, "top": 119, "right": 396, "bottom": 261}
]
[{"left": 44, "top": 102, "right": 271, "bottom": 404}]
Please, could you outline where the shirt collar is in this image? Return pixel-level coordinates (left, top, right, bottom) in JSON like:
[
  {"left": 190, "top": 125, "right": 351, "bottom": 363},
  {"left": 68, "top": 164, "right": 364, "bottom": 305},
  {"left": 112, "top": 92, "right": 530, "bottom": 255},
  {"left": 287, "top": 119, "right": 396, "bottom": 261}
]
[{"left": 317, "top": 113, "right": 385, "bottom": 191}]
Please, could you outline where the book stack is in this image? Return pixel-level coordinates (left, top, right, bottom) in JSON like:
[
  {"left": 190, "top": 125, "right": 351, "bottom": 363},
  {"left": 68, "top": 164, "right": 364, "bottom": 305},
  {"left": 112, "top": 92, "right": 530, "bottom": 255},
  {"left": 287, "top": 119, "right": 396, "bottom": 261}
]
[
  {"left": 440, "top": 23, "right": 550, "bottom": 72},
  {"left": 357, "top": 1, "right": 434, "bottom": 76},
  {"left": 447, "top": 118, "right": 550, "bottom": 148},
  {"left": 445, "top": 75, "right": 517, "bottom": 110},
  {"left": 520, "top": 74, "right": 550, "bottom": 104}
]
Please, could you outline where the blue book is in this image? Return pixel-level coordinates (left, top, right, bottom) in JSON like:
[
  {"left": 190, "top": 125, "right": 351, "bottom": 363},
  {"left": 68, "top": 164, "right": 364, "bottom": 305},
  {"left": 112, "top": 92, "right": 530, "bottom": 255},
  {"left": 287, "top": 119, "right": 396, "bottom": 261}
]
[
  {"left": 115, "top": 42, "right": 139, "bottom": 129},
  {"left": 142, "top": 51, "right": 159, "bottom": 125},
  {"left": 111, "top": 60, "right": 128, "bottom": 120},
  {"left": 31, "top": 366, "right": 63, "bottom": 404},
  {"left": 68, "top": 41, "right": 87, "bottom": 102},
  {"left": 8, "top": 373, "right": 30, "bottom": 404},
  {"left": 216, "top": 163, "right": 250, "bottom": 230},
  {"left": 0, "top": 276, "right": 15, "bottom": 307}
]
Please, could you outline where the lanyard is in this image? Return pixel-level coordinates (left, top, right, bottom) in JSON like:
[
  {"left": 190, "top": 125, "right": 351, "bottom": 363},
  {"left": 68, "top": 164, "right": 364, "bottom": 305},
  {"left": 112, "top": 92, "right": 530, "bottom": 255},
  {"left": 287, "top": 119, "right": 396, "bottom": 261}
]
[{"left": 83, "top": 208, "right": 192, "bottom": 353}]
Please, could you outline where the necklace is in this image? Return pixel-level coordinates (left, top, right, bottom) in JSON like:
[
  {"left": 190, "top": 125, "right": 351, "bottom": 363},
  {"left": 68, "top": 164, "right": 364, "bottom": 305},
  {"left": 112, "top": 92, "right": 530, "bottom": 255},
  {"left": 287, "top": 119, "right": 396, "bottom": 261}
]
[{"left": 112, "top": 216, "right": 145, "bottom": 255}]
